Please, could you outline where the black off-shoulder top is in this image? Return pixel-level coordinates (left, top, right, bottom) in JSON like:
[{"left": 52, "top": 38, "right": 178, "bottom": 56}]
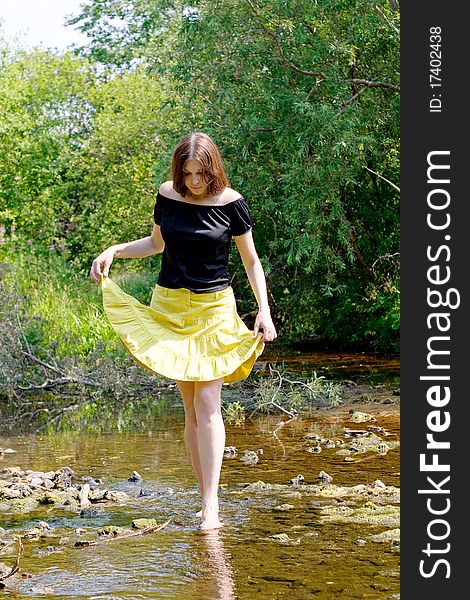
[{"left": 153, "top": 191, "right": 252, "bottom": 293}]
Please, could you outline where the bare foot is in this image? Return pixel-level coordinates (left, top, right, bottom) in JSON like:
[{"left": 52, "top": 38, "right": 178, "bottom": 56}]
[
  {"left": 199, "top": 505, "right": 223, "bottom": 530},
  {"left": 199, "top": 518, "right": 224, "bottom": 531}
]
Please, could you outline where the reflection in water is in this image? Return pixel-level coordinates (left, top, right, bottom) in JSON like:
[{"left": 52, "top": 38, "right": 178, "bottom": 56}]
[
  {"left": 194, "top": 529, "right": 236, "bottom": 600},
  {"left": 260, "top": 349, "right": 400, "bottom": 385}
]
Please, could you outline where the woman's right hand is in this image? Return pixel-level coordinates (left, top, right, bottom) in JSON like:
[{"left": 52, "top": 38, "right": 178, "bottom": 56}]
[{"left": 89, "top": 247, "right": 115, "bottom": 283}]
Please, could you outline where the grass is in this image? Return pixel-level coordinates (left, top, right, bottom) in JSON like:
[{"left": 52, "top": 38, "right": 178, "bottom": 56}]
[{"left": 1, "top": 246, "right": 158, "bottom": 358}]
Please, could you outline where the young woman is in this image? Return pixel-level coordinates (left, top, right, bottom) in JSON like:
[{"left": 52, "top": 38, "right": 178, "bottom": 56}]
[{"left": 89, "top": 132, "right": 277, "bottom": 530}]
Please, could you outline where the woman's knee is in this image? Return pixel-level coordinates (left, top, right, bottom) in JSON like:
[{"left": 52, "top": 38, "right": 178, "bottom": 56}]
[{"left": 194, "top": 380, "right": 223, "bottom": 420}]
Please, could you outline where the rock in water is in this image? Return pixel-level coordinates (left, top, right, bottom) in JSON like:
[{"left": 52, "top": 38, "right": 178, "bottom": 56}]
[{"left": 240, "top": 450, "right": 259, "bottom": 465}]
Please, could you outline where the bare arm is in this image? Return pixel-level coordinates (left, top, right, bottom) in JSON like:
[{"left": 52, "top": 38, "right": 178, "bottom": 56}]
[
  {"left": 234, "top": 230, "right": 277, "bottom": 342},
  {"left": 89, "top": 225, "right": 164, "bottom": 283},
  {"left": 112, "top": 225, "right": 164, "bottom": 258}
]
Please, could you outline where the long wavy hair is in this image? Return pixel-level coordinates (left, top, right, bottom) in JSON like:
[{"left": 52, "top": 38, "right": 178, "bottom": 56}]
[{"left": 172, "top": 132, "right": 229, "bottom": 197}]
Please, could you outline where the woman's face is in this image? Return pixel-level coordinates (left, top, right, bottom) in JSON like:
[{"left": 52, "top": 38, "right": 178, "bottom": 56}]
[{"left": 183, "top": 159, "right": 208, "bottom": 197}]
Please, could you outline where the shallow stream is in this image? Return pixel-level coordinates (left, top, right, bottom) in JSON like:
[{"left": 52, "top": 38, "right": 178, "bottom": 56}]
[{"left": 1, "top": 353, "right": 400, "bottom": 599}]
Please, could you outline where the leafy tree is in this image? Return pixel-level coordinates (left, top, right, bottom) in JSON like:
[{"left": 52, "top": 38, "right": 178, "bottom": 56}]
[
  {"left": 71, "top": 0, "right": 400, "bottom": 350},
  {"left": 1, "top": 1, "right": 400, "bottom": 352},
  {"left": 0, "top": 50, "right": 95, "bottom": 247}
]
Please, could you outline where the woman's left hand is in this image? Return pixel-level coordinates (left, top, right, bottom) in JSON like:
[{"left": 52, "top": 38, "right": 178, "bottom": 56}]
[{"left": 253, "top": 309, "right": 277, "bottom": 343}]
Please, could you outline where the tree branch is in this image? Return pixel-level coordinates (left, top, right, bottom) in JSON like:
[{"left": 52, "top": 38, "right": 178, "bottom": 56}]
[
  {"left": 19, "top": 349, "right": 99, "bottom": 388},
  {"left": 350, "top": 79, "right": 400, "bottom": 92},
  {"left": 244, "top": 0, "right": 400, "bottom": 114},
  {"left": 349, "top": 229, "right": 372, "bottom": 272},
  {"left": 371, "top": 252, "right": 400, "bottom": 270},
  {"left": 336, "top": 85, "right": 371, "bottom": 116},
  {"left": 373, "top": 4, "right": 400, "bottom": 35},
  {"left": 365, "top": 166, "right": 400, "bottom": 192},
  {"left": 0, "top": 538, "right": 23, "bottom": 582},
  {"left": 244, "top": 0, "right": 325, "bottom": 79},
  {"left": 95, "top": 519, "right": 172, "bottom": 543},
  {"left": 336, "top": 79, "right": 400, "bottom": 117}
]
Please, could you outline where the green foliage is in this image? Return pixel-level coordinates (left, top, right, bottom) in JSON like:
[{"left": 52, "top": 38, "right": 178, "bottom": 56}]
[
  {"left": 0, "top": 0, "right": 400, "bottom": 353},
  {"left": 0, "top": 46, "right": 196, "bottom": 272},
  {"left": 299, "top": 372, "right": 343, "bottom": 407},
  {"left": 146, "top": 0, "right": 400, "bottom": 350},
  {"left": 221, "top": 366, "right": 343, "bottom": 421},
  {"left": 0, "top": 239, "right": 120, "bottom": 357},
  {"left": 222, "top": 400, "right": 246, "bottom": 425},
  {"left": 0, "top": 51, "right": 95, "bottom": 245}
]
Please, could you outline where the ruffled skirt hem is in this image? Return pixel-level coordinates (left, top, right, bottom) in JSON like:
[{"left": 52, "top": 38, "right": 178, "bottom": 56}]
[{"left": 101, "top": 276, "right": 264, "bottom": 383}]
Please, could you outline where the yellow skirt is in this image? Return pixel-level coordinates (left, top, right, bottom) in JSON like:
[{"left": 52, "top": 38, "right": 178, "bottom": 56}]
[{"left": 100, "top": 276, "right": 265, "bottom": 383}]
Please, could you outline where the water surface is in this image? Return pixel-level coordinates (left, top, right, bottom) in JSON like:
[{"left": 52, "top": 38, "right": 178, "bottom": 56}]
[{"left": 1, "top": 405, "right": 399, "bottom": 599}]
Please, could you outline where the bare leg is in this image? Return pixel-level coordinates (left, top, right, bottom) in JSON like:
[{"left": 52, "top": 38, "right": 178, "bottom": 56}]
[
  {"left": 176, "top": 381, "right": 204, "bottom": 502},
  {"left": 194, "top": 378, "right": 225, "bottom": 530}
]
